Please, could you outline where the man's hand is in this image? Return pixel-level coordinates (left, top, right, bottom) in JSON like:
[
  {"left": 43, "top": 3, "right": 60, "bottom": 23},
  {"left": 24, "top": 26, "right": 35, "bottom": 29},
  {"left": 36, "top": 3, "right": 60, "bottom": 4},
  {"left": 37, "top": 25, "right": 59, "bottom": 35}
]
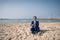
[{"left": 31, "top": 24, "right": 36, "bottom": 27}]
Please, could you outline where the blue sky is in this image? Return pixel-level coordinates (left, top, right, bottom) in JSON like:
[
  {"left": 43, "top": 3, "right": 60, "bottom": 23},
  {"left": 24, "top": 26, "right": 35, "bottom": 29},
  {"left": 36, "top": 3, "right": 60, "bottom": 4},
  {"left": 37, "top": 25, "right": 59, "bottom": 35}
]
[{"left": 0, "top": 0, "right": 60, "bottom": 19}]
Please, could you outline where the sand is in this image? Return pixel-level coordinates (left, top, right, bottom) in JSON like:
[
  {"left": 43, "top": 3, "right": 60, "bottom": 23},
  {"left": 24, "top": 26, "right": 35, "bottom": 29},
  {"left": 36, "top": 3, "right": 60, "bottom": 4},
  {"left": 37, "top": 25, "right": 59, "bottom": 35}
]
[{"left": 0, "top": 22, "right": 60, "bottom": 40}]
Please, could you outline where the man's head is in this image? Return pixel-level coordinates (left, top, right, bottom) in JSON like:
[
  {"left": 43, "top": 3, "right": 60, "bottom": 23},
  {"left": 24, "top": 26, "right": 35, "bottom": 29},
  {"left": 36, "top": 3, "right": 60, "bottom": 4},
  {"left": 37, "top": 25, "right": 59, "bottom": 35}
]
[{"left": 33, "top": 16, "right": 37, "bottom": 21}]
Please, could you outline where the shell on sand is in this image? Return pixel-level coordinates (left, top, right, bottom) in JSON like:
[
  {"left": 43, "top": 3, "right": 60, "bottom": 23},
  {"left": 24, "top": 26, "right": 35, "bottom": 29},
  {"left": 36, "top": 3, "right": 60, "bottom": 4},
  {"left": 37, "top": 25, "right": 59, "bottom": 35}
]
[{"left": 0, "top": 22, "right": 60, "bottom": 40}]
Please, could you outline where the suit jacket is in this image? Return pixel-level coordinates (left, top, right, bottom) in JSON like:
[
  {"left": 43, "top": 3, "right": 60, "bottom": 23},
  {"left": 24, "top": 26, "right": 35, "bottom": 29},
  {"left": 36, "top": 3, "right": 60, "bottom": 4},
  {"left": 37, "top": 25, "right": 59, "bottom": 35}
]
[{"left": 31, "top": 21, "right": 39, "bottom": 28}]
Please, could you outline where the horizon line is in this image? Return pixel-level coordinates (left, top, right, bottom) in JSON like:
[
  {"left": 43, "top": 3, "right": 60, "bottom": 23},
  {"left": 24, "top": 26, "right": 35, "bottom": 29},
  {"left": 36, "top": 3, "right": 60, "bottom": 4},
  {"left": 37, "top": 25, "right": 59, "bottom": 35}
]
[{"left": 0, "top": 18, "right": 60, "bottom": 20}]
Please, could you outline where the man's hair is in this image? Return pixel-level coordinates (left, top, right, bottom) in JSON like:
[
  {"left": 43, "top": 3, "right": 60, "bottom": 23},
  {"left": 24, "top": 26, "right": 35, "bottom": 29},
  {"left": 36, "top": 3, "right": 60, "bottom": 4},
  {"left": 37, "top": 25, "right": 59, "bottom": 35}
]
[{"left": 33, "top": 16, "right": 37, "bottom": 19}]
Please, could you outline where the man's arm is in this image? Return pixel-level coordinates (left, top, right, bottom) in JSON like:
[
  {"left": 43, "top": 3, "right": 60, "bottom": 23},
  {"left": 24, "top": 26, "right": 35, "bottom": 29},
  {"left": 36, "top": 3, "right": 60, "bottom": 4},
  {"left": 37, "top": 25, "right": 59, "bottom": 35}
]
[
  {"left": 38, "top": 21, "right": 39, "bottom": 27},
  {"left": 30, "top": 21, "right": 34, "bottom": 27}
]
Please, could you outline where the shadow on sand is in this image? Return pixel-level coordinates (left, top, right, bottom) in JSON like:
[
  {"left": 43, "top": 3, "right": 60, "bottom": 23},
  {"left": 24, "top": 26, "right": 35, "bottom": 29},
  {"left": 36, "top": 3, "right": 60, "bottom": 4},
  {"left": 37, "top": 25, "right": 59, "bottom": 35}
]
[{"left": 38, "top": 30, "right": 55, "bottom": 36}]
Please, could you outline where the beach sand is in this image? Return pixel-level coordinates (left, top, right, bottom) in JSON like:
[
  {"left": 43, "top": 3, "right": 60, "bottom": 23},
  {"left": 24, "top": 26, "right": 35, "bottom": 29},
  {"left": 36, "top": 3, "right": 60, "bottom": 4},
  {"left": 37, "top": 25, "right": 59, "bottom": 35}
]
[{"left": 0, "top": 22, "right": 60, "bottom": 40}]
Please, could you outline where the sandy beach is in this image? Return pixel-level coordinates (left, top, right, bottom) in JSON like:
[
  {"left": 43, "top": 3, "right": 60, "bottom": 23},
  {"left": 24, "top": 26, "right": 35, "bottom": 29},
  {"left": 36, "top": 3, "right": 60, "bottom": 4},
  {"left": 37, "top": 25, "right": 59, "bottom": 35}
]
[{"left": 0, "top": 22, "right": 60, "bottom": 40}]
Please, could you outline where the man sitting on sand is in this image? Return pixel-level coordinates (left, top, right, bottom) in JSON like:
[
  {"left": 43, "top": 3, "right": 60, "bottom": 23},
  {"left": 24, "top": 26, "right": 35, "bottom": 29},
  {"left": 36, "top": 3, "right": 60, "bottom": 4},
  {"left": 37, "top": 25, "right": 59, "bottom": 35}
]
[{"left": 30, "top": 16, "right": 40, "bottom": 34}]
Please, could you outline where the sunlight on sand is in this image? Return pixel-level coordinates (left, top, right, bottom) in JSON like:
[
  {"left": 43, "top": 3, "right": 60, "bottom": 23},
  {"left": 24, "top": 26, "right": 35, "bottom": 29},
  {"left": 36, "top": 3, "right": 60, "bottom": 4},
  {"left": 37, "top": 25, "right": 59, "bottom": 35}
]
[{"left": 0, "top": 22, "right": 60, "bottom": 40}]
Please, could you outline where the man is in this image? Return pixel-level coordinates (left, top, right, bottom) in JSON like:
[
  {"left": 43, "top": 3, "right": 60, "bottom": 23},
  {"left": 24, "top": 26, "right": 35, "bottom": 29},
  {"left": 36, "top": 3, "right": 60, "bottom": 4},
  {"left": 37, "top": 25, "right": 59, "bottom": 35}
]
[{"left": 30, "top": 16, "right": 40, "bottom": 34}]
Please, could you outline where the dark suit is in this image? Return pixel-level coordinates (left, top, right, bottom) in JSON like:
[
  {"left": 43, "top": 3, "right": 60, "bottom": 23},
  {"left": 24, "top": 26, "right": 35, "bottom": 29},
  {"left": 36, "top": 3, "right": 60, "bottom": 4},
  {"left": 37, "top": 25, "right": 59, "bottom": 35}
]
[{"left": 31, "top": 21, "right": 40, "bottom": 34}]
